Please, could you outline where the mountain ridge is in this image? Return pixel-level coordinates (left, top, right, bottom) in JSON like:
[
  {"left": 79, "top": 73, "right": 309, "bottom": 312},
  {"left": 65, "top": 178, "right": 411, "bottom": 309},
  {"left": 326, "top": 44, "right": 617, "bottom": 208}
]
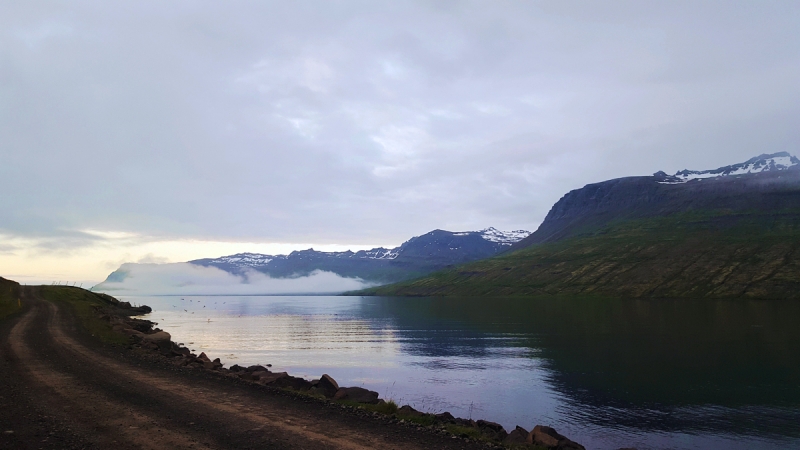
[
  {"left": 361, "top": 153, "right": 800, "bottom": 299},
  {"left": 97, "top": 227, "right": 531, "bottom": 289},
  {"left": 512, "top": 152, "right": 800, "bottom": 250}
]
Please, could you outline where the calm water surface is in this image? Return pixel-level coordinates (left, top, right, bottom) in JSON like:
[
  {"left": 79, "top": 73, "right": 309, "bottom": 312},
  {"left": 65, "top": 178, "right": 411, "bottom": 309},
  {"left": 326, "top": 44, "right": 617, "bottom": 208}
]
[{"left": 127, "top": 295, "right": 800, "bottom": 450}]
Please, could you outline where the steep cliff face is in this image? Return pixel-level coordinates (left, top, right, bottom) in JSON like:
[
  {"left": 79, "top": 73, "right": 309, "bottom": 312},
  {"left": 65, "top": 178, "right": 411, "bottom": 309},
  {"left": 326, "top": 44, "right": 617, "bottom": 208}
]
[{"left": 516, "top": 163, "right": 800, "bottom": 249}]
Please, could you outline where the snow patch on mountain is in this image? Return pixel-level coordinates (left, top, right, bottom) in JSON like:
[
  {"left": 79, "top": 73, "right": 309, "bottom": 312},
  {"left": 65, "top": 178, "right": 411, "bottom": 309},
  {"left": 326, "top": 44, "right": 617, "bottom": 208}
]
[
  {"left": 212, "top": 252, "right": 279, "bottom": 266},
  {"left": 357, "top": 248, "right": 399, "bottom": 259},
  {"left": 656, "top": 152, "right": 799, "bottom": 184},
  {"left": 479, "top": 227, "right": 531, "bottom": 245},
  {"left": 194, "top": 227, "right": 530, "bottom": 270},
  {"left": 452, "top": 227, "right": 531, "bottom": 245}
]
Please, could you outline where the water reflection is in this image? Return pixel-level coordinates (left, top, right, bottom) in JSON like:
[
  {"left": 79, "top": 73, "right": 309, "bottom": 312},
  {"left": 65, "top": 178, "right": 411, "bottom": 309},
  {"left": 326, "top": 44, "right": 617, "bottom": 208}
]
[
  {"left": 131, "top": 295, "right": 800, "bottom": 449},
  {"left": 360, "top": 297, "right": 800, "bottom": 441}
]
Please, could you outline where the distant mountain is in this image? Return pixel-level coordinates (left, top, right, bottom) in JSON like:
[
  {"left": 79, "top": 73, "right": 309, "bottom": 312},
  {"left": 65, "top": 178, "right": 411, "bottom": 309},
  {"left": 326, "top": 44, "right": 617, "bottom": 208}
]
[
  {"left": 97, "top": 228, "right": 531, "bottom": 290},
  {"left": 189, "top": 227, "right": 530, "bottom": 283},
  {"left": 361, "top": 153, "right": 800, "bottom": 299},
  {"left": 655, "top": 152, "right": 799, "bottom": 183}
]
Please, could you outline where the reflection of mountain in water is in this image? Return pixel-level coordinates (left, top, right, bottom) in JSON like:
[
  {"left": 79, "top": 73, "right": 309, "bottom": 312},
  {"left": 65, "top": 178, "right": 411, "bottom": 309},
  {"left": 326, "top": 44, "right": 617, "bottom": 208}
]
[{"left": 356, "top": 296, "right": 800, "bottom": 437}]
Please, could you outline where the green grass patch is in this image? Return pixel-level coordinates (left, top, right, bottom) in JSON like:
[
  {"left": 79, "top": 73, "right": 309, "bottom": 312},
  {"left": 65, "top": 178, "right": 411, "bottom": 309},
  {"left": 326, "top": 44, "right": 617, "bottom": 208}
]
[
  {"left": 0, "top": 277, "right": 22, "bottom": 320},
  {"left": 40, "top": 286, "right": 130, "bottom": 345},
  {"left": 444, "top": 424, "right": 484, "bottom": 440},
  {"left": 336, "top": 398, "right": 442, "bottom": 425},
  {"left": 397, "top": 413, "right": 437, "bottom": 426},
  {"left": 371, "top": 399, "right": 399, "bottom": 415},
  {"left": 335, "top": 399, "right": 399, "bottom": 414}
]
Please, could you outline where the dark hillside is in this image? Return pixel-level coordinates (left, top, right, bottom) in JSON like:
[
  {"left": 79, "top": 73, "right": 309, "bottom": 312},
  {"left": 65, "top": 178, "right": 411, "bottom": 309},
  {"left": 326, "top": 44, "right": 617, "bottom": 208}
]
[
  {"left": 515, "top": 168, "right": 800, "bottom": 248},
  {"left": 360, "top": 169, "right": 800, "bottom": 299}
]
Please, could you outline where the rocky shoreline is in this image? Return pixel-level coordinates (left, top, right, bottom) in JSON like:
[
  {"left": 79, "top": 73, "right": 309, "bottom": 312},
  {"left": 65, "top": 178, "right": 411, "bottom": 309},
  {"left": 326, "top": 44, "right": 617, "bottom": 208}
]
[{"left": 96, "top": 293, "right": 586, "bottom": 450}]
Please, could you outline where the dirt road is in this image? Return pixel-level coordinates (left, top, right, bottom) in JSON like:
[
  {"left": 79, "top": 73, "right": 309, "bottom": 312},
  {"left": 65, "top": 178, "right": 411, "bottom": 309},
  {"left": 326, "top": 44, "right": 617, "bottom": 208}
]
[{"left": 0, "top": 288, "right": 493, "bottom": 450}]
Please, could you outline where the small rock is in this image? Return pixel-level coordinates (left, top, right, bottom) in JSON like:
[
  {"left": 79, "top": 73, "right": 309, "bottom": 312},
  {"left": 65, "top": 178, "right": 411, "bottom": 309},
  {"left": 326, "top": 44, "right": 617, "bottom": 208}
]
[
  {"left": 170, "top": 347, "right": 190, "bottom": 357},
  {"left": 434, "top": 412, "right": 456, "bottom": 424},
  {"left": 197, "top": 352, "right": 211, "bottom": 363},
  {"left": 397, "top": 405, "right": 425, "bottom": 417}
]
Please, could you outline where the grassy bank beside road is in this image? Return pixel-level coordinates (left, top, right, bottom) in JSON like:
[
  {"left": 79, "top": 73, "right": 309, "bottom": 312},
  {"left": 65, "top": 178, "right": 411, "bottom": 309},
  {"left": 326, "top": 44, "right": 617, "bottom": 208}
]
[
  {"left": 0, "top": 276, "right": 21, "bottom": 319},
  {"left": 39, "top": 285, "right": 133, "bottom": 344}
]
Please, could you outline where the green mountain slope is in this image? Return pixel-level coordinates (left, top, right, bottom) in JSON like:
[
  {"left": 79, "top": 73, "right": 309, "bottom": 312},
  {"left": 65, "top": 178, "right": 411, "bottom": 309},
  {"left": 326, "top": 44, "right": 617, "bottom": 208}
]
[
  {"left": 359, "top": 211, "right": 800, "bottom": 298},
  {"left": 360, "top": 155, "right": 800, "bottom": 299}
]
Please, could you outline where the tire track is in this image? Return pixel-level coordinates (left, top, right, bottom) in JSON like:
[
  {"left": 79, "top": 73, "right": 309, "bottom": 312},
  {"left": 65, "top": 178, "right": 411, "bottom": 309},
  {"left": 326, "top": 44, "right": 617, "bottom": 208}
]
[
  {"left": 8, "top": 302, "right": 217, "bottom": 450},
  {"left": 5, "top": 288, "right": 490, "bottom": 449},
  {"left": 39, "top": 298, "right": 391, "bottom": 450}
]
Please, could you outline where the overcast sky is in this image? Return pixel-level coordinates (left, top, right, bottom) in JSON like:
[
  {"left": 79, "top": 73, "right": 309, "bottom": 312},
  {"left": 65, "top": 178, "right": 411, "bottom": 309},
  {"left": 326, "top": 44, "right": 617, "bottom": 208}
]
[{"left": 2, "top": 1, "right": 799, "bottom": 282}]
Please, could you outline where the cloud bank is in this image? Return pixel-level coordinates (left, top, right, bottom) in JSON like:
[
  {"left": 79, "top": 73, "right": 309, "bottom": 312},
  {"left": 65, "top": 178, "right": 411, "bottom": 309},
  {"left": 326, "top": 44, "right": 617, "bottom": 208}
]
[{"left": 92, "top": 263, "right": 371, "bottom": 296}]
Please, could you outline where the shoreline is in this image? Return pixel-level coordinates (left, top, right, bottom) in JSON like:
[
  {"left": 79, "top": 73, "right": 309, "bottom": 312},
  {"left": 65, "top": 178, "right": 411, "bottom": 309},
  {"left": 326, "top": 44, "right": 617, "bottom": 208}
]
[{"left": 104, "top": 292, "right": 586, "bottom": 449}]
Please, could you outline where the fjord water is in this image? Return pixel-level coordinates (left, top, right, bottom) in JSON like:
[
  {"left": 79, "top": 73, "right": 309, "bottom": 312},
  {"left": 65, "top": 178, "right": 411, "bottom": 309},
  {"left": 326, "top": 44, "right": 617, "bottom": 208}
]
[{"left": 132, "top": 295, "right": 800, "bottom": 450}]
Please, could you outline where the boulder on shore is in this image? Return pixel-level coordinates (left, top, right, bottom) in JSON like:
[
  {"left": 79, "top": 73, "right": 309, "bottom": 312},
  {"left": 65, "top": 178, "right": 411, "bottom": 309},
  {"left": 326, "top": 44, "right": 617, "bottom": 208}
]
[
  {"left": 333, "top": 387, "right": 380, "bottom": 404},
  {"left": 476, "top": 419, "right": 507, "bottom": 441},
  {"left": 527, "top": 425, "right": 585, "bottom": 450},
  {"left": 118, "top": 327, "right": 145, "bottom": 338},
  {"left": 142, "top": 331, "right": 172, "bottom": 353},
  {"left": 311, "top": 374, "right": 339, "bottom": 398},
  {"left": 434, "top": 412, "right": 456, "bottom": 424},
  {"left": 248, "top": 370, "right": 272, "bottom": 381},
  {"left": 142, "top": 331, "right": 171, "bottom": 344},
  {"left": 503, "top": 426, "right": 529, "bottom": 445},
  {"left": 272, "top": 375, "right": 313, "bottom": 391},
  {"left": 203, "top": 358, "right": 223, "bottom": 370}
]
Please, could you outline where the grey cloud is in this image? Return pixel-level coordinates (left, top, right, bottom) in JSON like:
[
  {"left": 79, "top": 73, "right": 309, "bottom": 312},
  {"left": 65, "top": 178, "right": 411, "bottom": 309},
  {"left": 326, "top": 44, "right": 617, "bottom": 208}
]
[
  {"left": 136, "top": 253, "right": 171, "bottom": 264},
  {"left": 0, "top": 244, "right": 19, "bottom": 254},
  {"left": 1, "top": 1, "right": 799, "bottom": 246}
]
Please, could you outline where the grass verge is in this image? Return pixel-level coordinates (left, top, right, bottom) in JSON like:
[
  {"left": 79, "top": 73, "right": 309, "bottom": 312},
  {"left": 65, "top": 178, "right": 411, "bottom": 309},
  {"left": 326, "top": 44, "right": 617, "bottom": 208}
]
[
  {"left": 40, "top": 286, "right": 130, "bottom": 345},
  {"left": 444, "top": 424, "right": 484, "bottom": 440},
  {"left": 0, "top": 277, "right": 21, "bottom": 320}
]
